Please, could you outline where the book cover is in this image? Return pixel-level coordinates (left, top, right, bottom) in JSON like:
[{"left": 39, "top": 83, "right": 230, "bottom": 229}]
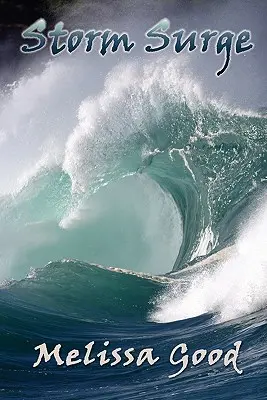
[{"left": 0, "top": 1, "right": 266, "bottom": 399}]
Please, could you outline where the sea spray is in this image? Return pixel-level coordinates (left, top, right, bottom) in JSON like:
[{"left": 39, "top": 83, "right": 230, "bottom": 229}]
[{"left": 151, "top": 195, "right": 267, "bottom": 323}]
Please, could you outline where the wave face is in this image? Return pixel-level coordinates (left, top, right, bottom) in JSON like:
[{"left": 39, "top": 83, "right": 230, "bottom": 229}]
[{"left": 0, "top": 57, "right": 267, "bottom": 399}]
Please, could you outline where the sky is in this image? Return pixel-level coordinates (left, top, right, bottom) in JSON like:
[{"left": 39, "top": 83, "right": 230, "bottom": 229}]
[{"left": 1, "top": 0, "right": 266, "bottom": 107}]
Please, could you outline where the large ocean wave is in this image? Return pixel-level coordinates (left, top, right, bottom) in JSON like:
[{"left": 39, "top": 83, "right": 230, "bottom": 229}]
[{"left": 0, "top": 56, "right": 267, "bottom": 399}]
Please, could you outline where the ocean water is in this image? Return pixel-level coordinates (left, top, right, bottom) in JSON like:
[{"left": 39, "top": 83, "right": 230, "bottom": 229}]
[{"left": 0, "top": 57, "right": 267, "bottom": 399}]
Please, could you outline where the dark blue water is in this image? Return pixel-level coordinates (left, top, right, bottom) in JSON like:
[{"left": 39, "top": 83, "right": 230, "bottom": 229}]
[{"left": 1, "top": 261, "right": 266, "bottom": 399}]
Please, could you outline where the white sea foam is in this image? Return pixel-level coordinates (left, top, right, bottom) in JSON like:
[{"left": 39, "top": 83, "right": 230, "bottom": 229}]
[
  {"left": 0, "top": 54, "right": 250, "bottom": 196},
  {"left": 151, "top": 197, "right": 267, "bottom": 324},
  {"left": 62, "top": 57, "right": 205, "bottom": 193}
]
